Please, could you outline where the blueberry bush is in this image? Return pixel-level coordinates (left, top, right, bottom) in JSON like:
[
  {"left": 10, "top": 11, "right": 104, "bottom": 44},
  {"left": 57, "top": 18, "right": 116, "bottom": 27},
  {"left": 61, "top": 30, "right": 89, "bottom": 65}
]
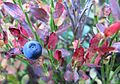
[{"left": 0, "top": 0, "right": 120, "bottom": 84}]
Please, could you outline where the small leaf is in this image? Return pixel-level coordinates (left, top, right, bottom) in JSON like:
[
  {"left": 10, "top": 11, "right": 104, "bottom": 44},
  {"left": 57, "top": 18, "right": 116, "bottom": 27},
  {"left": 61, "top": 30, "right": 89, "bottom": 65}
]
[
  {"left": 7, "top": 74, "right": 19, "bottom": 84},
  {"left": 12, "top": 39, "right": 20, "bottom": 48},
  {"left": 18, "top": 23, "right": 29, "bottom": 37},
  {"left": 30, "top": 7, "right": 49, "bottom": 23},
  {"left": 3, "top": 2, "right": 25, "bottom": 21},
  {"left": 95, "top": 46, "right": 115, "bottom": 54},
  {"left": 18, "top": 35, "right": 28, "bottom": 46},
  {"left": 54, "top": 50, "right": 62, "bottom": 61},
  {"left": 53, "top": 2, "right": 64, "bottom": 18},
  {"left": 72, "top": 47, "right": 84, "bottom": 63},
  {"left": 47, "top": 32, "right": 58, "bottom": 50},
  {"left": 72, "top": 40, "right": 79, "bottom": 49},
  {"left": 9, "top": 27, "right": 20, "bottom": 37},
  {"left": 58, "top": 48, "right": 70, "bottom": 57},
  {"left": 104, "top": 21, "right": 120, "bottom": 37},
  {"left": 21, "top": 21, "right": 33, "bottom": 38},
  {"left": 90, "top": 33, "right": 104, "bottom": 48}
]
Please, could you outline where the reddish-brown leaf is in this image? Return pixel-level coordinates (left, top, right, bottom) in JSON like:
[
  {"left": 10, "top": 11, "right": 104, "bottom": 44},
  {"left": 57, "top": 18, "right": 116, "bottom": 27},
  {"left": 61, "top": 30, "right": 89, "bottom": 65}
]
[
  {"left": 90, "top": 33, "right": 104, "bottom": 48},
  {"left": 12, "top": 39, "right": 20, "bottom": 48},
  {"left": 54, "top": 50, "right": 62, "bottom": 61},
  {"left": 30, "top": 8, "right": 49, "bottom": 23},
  {"left": 47, "top": 32, "right": 58, "bottom": 50},
  {"left": 95, "top": 46, "right": 115, "bottom": 54},
  {"left": 9, "top": 27, "right": 20, "bottom": 37},
  {"left": 18, "top": 24, "right": 29, "bottom": 37},
  {"left": 104, "top": 21, "right": 120, "bottom": 37},
  {"left": 94, "top": 55, "right": 101, "bottom": 65},
  {"left": 18, "top": 36, "right": 27, "bottom": 46},
  {"left": 72, "top": 46, "right": 84, "bottom": 66},
  {"left": 53, "top": 2, "right": 64, "bottom": 18}
]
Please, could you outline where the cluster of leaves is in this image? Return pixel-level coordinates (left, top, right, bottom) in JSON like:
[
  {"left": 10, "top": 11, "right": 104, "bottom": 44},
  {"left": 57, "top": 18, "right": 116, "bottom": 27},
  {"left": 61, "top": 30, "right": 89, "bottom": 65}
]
[{"left": 0, "top": 0, "right": 120, "bottom": 84}]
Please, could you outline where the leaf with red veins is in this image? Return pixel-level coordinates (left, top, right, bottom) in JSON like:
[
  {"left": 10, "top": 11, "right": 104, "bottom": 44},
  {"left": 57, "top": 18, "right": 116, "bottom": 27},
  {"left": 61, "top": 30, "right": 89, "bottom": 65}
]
[
  {"left": 54, "top": 50, "right": 62, "bottom": 61},
  {"left": 30, "top": 7, "right": 49, "bottom": 23},
  {"left": 3, "top": 30, "right": 8, "bottom": 44},
  {"left": 3, "top": 2, "right": 25, "bottom": 21},
  {"left": 18, "top": 24, "right": 29, "bottom": 37},
  {"left": 104, "top": 21, "right": 120, "bottom": 37},
  {"left": 18, "top": 35, "right": 28, "bottom": 46},
  {"left": 53, "top": 2, "right": 65, "bottom": 18},
  {"left": 47, "top": 32, "right": 58, "bottom": 50},
  {"left": 9, "top": 27, "right": 20, "bottom": 37},
  {"left": 72, "top": 46, "right": 84, "bottom": 66}
]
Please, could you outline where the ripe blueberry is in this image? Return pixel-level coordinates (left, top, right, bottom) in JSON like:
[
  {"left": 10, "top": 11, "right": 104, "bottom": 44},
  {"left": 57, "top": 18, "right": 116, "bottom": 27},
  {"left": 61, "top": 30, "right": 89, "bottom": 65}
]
[{"left": 23, "top": 40, "right": 42, "bottom": 60}]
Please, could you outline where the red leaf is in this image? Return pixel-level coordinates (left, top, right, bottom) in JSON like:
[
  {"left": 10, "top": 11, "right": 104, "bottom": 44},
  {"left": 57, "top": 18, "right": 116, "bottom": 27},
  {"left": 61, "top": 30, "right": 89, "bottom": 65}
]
[
  {"left": 54, "top": 50, "right": 62, "bottom": 61},
  {"left": 21, "top": 21, "right": 33, "bottom": 38},
  {"left": 96, "top": 46, "right": 115, "bottom": 54},
  {"left": 18, "top": 36, "right": 27, "bottom": 46},
  {"left": 18, "top": 24, "right": 29, "bottom": 37},
  {"left": 12, "top": 39, "right": 20, "bottom": 48},
  {"left": 94, "top": 55, "right": 101, "bottom": 65},
  {"left": 9, "top": 27, "right": 20, "bottom": 37},
  {"left": 53, "top": 2, "right": 64, "bottom": 18},
  {"left": 104, "top": 21, "right": 120, "bottom": 37},
  {"left": 72, "top": 46, "right": 84, "bottom": 66},
  {"left": 3, "top": 30, "right": 8, "bottom": 44},
  {"left": 90, "top": 33, "right": 104, "bottom": 48},
  {"left": 109, "top": 0, "right": 120, "bottom": 21},
  {"left": 3, "top": 2, "right": 25, "bottom": 21},
  {"left": 47, "top": 32, "right": 58, "bottom": 50},
  {"left": 30, "top": 8, "right": 49, "bottom": 23}
]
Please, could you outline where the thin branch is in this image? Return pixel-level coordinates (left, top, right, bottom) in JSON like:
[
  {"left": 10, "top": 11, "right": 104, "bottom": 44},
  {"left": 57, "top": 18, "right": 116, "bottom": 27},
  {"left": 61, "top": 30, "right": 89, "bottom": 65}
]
[{"left": 64, "top": 0, "right": 75, "bottom": 30}]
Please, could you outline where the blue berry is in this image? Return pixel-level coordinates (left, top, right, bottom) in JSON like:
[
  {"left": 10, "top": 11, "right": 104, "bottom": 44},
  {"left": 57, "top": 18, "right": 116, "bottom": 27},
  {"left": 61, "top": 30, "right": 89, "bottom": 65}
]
[{"left": 23, "top": 40, "right": 42, "bottom": 60}]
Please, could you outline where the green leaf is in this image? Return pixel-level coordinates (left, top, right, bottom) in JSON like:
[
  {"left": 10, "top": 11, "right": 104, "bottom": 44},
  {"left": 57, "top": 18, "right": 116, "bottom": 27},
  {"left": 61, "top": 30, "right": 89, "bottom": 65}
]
[{"left": 7, "top": 74, "right": 19, "bottom": 84}]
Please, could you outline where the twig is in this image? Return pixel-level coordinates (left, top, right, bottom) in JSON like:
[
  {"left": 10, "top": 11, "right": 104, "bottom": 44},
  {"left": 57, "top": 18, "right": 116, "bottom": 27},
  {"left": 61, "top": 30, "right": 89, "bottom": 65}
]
[{"left": 64, "top": 0, "right": 75, "bottom": 30}]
